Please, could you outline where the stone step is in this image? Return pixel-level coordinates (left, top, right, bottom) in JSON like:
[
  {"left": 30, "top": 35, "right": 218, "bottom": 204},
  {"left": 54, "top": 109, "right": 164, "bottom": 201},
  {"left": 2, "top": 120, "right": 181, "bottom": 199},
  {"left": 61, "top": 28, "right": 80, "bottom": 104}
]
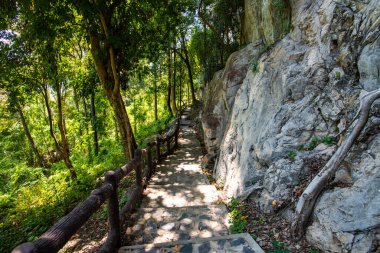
[
  {"left": 124, "top": 205, "right": 229, "bottom": 246},
  {"left": 151, "top": 150, "right": 206, "bottom": 186},
  {"left": 141, "top": 184, "right": 221, "bottom": 208},
  {"left": 150, "top": 168, "right": 209, "bottom": 186},
  {"left": 119, "top": 233, "right": 264, "bottom": 253},
  {"left": 180, "top": 120, "right": 193, "bottom": 126}
]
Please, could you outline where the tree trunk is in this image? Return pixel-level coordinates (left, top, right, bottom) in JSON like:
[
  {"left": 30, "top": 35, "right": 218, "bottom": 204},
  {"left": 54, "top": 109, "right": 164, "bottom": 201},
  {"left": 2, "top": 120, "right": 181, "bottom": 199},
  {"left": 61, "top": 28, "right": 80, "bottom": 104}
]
[
  {"left": 179, "top": 64, "right": 183, "bottom": 110},
  {"left": 73, "top": 88, "right": 83, "bottom": 137},
  {"left": 82, "top": 97, "right": 93, "bottom": 162},
  {"left": 291, "top": 89, "right": 380, "bottom": 239},
  {"left": 90, "top": 91, "right": 99, "bottom": 156},
  {"left": 89, "top": 32, "right": 136, "bottom": 160},
  {"left": 167, "top": 49, "right": 173, "bottom": 117},
  {"left": 15, "top": 100, "right": 44, "bottom": 167},
  {"left": 55, "top": 80, "right": 77, "bottom": 180},
  {"left": 203, "top": 17, "right": 207, "bottom": 88},
  {"left": 179, "top": 38, "right": 197, "bottom": 105},
  {"left": 42, "top": 84, "right": 76, "bottom": 179},
  {"left": 172, "top": 44, "right": 177, "bottom": 114},
  {"left": 153, "top": 64, "right": 158, "bottom": 121},
  {"left": 183, "top": 53, "right": 196, "bottom": 105},
  {"left": 42, "top": 85, "right": 60, "bottom": 149},
  {"left": 108, "top": 91, "right": 136, "bottom": 160}
]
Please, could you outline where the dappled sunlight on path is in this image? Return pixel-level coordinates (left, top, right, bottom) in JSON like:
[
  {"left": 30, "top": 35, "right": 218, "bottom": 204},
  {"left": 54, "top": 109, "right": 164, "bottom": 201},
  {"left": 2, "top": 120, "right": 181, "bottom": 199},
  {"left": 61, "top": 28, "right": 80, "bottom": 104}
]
[{"left": 120, "top": 109, "right": 264, "bottom": 252}]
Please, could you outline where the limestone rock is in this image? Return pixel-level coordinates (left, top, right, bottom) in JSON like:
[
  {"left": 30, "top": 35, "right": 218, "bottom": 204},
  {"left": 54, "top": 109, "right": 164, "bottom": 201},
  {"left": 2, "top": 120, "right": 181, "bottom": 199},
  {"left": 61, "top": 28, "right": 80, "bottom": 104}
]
[
  {"left": 203, "top": 0, "right": 380, "bottom": 251},
  {"left": 306, "top": 135, "right": 380, "bottom": 252},
  {"left": 242, "top": 0, "right": 292, "bottom": 45},
  {"left": 201, "top": 42, "right": 264, "bottom": 160},
  {"left": 358, "top": 37, "right": 380, "bottom": 91}
]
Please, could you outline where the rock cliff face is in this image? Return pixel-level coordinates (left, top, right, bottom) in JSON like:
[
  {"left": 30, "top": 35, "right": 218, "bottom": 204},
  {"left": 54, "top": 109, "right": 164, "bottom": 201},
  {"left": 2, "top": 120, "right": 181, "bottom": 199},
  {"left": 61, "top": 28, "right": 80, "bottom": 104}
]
[
  {"left": 242, "top": 0, "right": 291, "bottom": 45},
  {"left": 201, "top": 0, "right": 380, "bottom": 251}
]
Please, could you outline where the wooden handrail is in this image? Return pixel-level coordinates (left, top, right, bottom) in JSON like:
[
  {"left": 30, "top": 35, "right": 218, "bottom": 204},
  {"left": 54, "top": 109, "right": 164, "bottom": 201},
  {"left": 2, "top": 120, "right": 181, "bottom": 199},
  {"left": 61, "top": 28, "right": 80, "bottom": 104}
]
[{"left": 12, "top": 114, "right": 181, "bottom": 253}]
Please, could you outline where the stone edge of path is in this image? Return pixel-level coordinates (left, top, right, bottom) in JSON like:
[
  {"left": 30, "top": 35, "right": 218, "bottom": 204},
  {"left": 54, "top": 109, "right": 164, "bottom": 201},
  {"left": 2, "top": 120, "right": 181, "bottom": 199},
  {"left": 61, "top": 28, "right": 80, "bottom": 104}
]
[{"left": 119, "top": 233, "right": 264, "bottom": 253}]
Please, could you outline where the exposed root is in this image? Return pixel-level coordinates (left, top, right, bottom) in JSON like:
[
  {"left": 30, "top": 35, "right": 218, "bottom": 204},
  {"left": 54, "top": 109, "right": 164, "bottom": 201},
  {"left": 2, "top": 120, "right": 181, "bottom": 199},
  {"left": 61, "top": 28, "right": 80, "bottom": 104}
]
[{"left": 291, "top": 89, "right": 380, "bottom": 239}]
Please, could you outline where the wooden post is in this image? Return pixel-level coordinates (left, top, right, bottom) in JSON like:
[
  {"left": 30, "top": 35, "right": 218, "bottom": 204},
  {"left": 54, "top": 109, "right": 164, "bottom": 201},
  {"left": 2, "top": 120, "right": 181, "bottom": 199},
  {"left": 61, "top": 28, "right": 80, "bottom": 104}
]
[
  {"left": 102, "top": 171, "right": 120, "bottom": 252},
  {"left": 166, "top": 136, "right": 171, "bottom": 155},
  {"left": 175, "top": 116, "right": 180, "bottom": 147},
  {"left": 156, "top": 136, "right": 161, "bottom": 161},
  {"left": 134, "top": 149, "right": 142, "bottom": 188},
  {"left": 147, "top": 145, "right": 153, "bottom": 178}
]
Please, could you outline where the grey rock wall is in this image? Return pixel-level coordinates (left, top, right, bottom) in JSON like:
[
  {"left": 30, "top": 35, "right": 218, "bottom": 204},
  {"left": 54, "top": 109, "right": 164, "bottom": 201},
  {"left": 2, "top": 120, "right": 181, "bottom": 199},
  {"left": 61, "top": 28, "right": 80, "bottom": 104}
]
[
  {"left": 201, "top": 42, "right": 265, "bottom": 165},
  {"left": 202, "top": 0, "right": 380, "bottom": 251}
]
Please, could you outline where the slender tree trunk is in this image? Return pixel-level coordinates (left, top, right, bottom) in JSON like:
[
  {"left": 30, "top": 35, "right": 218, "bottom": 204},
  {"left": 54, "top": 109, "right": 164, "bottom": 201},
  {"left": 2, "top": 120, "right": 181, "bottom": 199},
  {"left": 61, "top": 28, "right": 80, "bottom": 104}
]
[
  {"left": 90, "top": 91, "right": 99, "bottom": 156},
  {"left": 73, "top": 88, "right": 83, "bottom": 138},
  {"left": 203, "top": 18, "right": 207, "bottom": 88},
  {"left": 153, "top": 64, "right": 158, "bottom": 121},
  {"left": 42, "top": 85, "right": 76, "bottom": 179},
  {"left": 183, "top": 53, "right": 196, "bottom": 104},
  {"left": 172, "top": 44, "right": 177, "bottom": 114},
  {"left": 179, "top": 38, "right": 197, "bottom": 105},
  {"left": 15, "top": 100, "right": 44, "bottom": 167},
  {"left": 82, "top": 97, "right": 93, "bottom": 162},
  {"left": 55, "top": 80, "right": 77, "bottom": 179},
  {"left": 167, "top": 48, "right": 173, "bottom": 117},
  {"left": 179, "top": 64, "right": 183, "bottom": 110},
  {"left": 42, "top": 85, "right": 59, "bottom": 148}
]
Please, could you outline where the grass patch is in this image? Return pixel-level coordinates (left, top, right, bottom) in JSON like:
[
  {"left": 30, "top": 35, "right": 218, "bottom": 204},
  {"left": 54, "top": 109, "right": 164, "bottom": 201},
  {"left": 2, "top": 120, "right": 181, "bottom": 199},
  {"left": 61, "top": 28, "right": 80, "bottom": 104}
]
[
  {"left": 288, "top": 150, "right": 296, "bottom": 161},
  {"left": 227, "top": 197, "right": 248, "bottom": 234}
]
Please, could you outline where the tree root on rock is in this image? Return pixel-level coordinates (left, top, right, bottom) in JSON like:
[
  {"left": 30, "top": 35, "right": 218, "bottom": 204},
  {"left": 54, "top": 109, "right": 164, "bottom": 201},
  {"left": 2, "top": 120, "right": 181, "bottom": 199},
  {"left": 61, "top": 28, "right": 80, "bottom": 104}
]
[{"left": 291, "top": 88, "right": 380, "bottom": 240}]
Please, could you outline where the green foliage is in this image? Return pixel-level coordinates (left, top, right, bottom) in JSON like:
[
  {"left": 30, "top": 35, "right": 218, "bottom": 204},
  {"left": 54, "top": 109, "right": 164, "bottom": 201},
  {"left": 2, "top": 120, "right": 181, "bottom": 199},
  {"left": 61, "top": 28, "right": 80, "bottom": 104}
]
[
  {"left": 307, "top": 136, "right": 321, "bottom": 150},
  {"left": 322, "top": 135, "right": 336, "bottom": 145},
  {"left": 306, "top": 135, "right": 336, "bottom": 151},
  {"left": 251, "top": 214, "right": 266, "bottom": 226},
  {"left": 0, "top": 142, "right": 126, "bottom": 252},
  {"left": 0, "top": 0, "right": 210, "bottom": 251},
  {"left": 251, "top": 61, "right": 259, "bottom": 73},
  {"left": 288, "top": 150, "right": 296, "bottom": 161},
  {"left": 268, "top": 240, "right": 290, "bottom": 253},
  {"left": 335, "top": 71, "right": 341, "bottom": 80},
  {"left": 227, "top": 197, "right": 248, "bottom": 234}
]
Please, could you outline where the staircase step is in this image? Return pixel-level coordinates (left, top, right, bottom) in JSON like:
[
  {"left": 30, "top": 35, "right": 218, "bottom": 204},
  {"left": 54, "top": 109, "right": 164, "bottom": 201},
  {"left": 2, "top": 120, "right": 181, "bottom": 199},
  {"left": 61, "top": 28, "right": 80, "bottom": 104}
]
[
  {"left": 141, "top": 184, "right": 221, "bottom": 208},
  {"left": 180, "top": 119, "right": 193, "bottom": 126},
  {"left": 151, "top": 152, "right": 207, "bottom": 186},
  {"left": 124, "top": 205, "right": 229, "bottom": 245},
  {"left": 150, "top": 169, "right": 209, "bottom": 186},
  {"left": 119, "top": 233, "right": 264, "bottom": 253}
]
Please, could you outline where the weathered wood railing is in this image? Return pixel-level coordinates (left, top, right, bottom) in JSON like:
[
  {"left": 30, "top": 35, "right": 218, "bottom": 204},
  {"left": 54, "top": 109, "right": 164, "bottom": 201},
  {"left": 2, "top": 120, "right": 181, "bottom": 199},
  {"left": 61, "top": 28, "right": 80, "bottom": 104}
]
[{"left": 12, "top": 115, "right": 181, "bottom": 253}]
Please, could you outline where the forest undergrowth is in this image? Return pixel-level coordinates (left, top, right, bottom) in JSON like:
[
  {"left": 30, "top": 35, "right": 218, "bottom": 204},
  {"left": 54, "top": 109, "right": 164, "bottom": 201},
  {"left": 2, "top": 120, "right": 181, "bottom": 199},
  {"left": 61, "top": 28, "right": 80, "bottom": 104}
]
[{"left": 0, "top": 116, "right": 172, "bottom": 252}]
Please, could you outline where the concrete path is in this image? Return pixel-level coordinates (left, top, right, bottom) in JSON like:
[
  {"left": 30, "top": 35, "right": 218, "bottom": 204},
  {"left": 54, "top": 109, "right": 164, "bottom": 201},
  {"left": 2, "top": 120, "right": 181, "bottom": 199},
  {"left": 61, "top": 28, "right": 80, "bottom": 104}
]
[{"left": 120, "top": 110, "right": 263, "bottom": 253}]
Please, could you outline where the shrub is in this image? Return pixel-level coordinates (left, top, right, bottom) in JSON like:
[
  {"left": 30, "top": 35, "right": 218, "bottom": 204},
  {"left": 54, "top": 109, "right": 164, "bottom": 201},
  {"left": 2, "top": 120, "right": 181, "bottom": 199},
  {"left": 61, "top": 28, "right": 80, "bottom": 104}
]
[{"left": 227, "top": 197, "right": 248, "bottom": 234}]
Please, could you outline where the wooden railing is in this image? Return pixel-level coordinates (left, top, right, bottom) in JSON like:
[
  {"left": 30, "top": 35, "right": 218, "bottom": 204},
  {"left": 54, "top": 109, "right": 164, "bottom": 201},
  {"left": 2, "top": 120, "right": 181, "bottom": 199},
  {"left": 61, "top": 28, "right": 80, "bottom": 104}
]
[{"left": 12, "top": 115, "right": 181, "bottom": 253}]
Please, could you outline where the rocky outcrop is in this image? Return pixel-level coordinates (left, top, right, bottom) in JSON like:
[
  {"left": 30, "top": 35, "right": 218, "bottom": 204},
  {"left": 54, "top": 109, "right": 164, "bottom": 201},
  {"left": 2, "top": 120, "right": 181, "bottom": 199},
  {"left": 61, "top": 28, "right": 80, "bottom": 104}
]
[
  {"left": 201, "top": 42, "right": 264, "bottom": 166},
  {"left": 242, "top": 0, "right": 291, "bottom": 45},
  {"left": 202, "top": 0, "right": 380, "bottom": 251}
]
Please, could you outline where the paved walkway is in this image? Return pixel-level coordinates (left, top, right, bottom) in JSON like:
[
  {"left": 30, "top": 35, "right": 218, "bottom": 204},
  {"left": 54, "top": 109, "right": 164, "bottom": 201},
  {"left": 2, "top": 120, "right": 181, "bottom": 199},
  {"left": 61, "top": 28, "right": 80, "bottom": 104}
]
[{"left": 120, "top": 110, "right": 263, "bottom": 253}]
